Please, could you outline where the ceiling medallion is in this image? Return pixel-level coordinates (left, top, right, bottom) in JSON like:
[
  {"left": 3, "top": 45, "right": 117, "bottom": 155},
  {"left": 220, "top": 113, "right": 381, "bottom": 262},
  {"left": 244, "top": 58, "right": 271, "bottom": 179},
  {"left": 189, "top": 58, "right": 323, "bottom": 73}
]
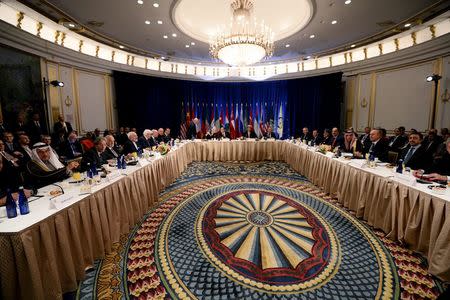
[{"left": 209, "top": 0, "right": 274, "bottom": 67}]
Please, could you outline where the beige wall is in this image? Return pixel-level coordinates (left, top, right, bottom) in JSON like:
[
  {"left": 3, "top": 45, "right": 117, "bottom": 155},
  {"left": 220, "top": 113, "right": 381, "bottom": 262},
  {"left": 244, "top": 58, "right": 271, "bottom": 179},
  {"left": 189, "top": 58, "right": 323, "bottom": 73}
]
[
  {"left": 347, "top": 56, "right": 450, "bottom": 133},
  {"left": 42, "top": 60, "right": 116, "bottom": 134}
]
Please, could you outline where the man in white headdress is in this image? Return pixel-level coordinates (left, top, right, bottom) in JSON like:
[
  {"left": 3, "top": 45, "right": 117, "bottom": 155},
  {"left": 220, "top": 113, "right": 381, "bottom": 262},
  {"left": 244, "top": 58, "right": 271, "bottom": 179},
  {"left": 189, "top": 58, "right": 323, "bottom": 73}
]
[{"left": 26, "top": 142, "right": 79, "bottom": 188}]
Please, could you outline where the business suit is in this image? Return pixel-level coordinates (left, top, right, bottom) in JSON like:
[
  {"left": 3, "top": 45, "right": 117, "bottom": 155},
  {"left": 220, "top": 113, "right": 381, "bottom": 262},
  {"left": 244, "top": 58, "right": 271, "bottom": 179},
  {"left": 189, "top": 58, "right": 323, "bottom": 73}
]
[
  {"left": 264, "top": 132, "right": 277, "bottom": 139},
  {"left": 399, "top": 144, "right": 430, "bottom": 170},
  {"left": 388, "top": 135, "right": 408, "bottom": 152},
  {"left": 53, "top": 121, "right": 73, "bottom": 136},
  {"left": 359, "top": 133, "right": 372, "bottom": 153},
  {"left": 60, "top": 140, "right": 83, "bottom": 159},
  {"left": 215, "top": 131, "right": 231, "bottom": 139},
  {"left": 244, "top": 131, "right": 257, "bottom": 138},
  {"left": 321, "top": 136, "right": 333, "bottom": 146},
  {"left": 187, "top": 122, "right": 197, "bottom": 139},
  {"left": 138, "top": 137, "right": 152, "bottom": 149},
  {"left": 122, "top": 140, "right": 140, "bottom": 155},
  {"left": 81, "top": 148, "right": 106, "bottom": 171},
  {"left": 27, "top": 121, "right": 45, "bottom": 143},
  {"left": 310, "top": 136, "right": 322, "bottom": 146},
  {"left": 102, "top": 146, "right": 120, "bottom": 160},
  {"left": 367, "top": 139, "right": 389, "bottom": 162},
  {"left": 300, "top": 133, "right": 312, "bottom": 141},
  {"left": 331, "top": 135, "right": 344, "bottom": 149},
  {"left": 427, "top": 152, "right": 450, "bottom": 175}
]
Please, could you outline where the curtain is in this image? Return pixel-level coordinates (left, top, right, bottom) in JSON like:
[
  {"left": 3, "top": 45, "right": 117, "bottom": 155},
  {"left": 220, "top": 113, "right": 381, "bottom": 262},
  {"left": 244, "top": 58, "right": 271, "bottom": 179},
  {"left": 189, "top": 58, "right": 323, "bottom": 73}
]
[{"left": 114, "top": 71, "right": 342, "bottom": 138}]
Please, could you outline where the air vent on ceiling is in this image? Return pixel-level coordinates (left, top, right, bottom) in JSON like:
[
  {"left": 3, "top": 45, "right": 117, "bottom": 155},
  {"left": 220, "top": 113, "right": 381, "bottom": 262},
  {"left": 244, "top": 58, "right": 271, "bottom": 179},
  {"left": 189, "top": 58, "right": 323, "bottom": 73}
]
[
  {"left": 86, "top": 20, "right": 104, "bottom": 27},
  {"left": 376, "top": 20, "right": 396, "bottom": 27}
]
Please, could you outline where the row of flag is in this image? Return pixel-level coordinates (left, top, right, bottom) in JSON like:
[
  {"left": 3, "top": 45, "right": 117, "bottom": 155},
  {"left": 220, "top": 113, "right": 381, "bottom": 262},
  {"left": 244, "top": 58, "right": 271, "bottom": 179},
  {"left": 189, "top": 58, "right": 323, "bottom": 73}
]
[{"left": 179, "top": 101, "right": 287, "bottom": 139}]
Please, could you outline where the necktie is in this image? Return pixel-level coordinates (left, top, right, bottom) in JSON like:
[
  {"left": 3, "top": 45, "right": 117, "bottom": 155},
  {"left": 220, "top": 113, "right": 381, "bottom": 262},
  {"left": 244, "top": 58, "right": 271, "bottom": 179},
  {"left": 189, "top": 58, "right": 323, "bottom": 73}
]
[
  {"left": 369, "top": 143, "right": 375, "bottom": 153},
  {"left": 110, "top": 147, "right": 118, "bottom": 157},
  {"left": 426, "top": 141, "right": 433, "bottom": 151},
  {"left": 403, "top": 147, "right": 415, "bottom": 164},
  {"left": 389, "top": 136, "right": 398, "bottom": 147}
]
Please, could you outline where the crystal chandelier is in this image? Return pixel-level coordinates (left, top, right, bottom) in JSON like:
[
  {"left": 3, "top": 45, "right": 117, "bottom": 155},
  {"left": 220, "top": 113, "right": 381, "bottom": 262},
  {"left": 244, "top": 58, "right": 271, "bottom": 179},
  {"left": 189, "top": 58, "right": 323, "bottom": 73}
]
[{"left": 209, "top": 0, "right": 274, "bottom": 67}]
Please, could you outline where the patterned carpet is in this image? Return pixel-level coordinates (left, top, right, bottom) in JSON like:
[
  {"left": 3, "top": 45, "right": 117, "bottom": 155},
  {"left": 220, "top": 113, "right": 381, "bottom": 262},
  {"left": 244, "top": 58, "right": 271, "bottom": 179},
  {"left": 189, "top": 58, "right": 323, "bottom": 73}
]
[{"left": 76, "top": 162, "right": 446, "bottom": 300}]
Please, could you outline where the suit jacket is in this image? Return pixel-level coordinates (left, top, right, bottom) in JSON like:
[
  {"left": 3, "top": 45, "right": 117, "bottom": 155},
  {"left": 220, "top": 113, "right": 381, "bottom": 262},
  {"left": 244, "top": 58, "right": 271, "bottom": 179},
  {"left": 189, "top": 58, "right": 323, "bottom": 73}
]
[
  {"left": 138, "top": 137, "right": 151, "bottom": 149},
  {"left": 367, "top": 139, "right": 389, "bottom": 162},
  {"left": 399, "top": 144, "right": 430, "bottom": 170},
  {"left": 331, "top": 135, "right": 344, "bottom": 149},
  {"left": 3, "top": 142, "right": 19, "bottom": 155},
  {"left": 244, "top": 131, "right": 257, "bottom": 138},
  {"left": 81, "top": 149, "right": 106, "bottom": 171},
  {"left": 102, "top": 146, "right": 120, "bottom": 160},
  {"left": 163, "top": 134, "right": 171, "bottom": 143},
  {"left": 321, "top": 136, "right": 333, "bottom": 146},
  {"left": 13, "top": 122, "right": 27, "bottom": 134},
  {"left": 53, "top": 121, "right": 73, "bottom": 136},
  {"left": 27, "top": 121, "right": 45, "bottom": 143},
  {"left": 0, "top": 122, "right": 7, "bottom": 138},
  {"left": 215, "top": 132, "right": 231, "bottom": 139},
  {"left": 60, "top": 140, "right": 83, "bottom": 159},
  {"left": 300, "top": 133, "right": 312, "bottom": 141},
  {"left": 359, "top": 133, "right": 372, "bottom": 153},
  {"left": 187, "top": 122, "right": 197, "bottom": 139},
  {"left": 388, "top": 135, "right": 408, "bottom": 152},
  {"left": 122, "top": 140, "right": 140, "bottom": 155},
  {"left": 264, "top": 132, "right": 277, "bottom": 139},
  {"left": 427, "top": 152, "right": 450, "bottom": 175},
  {"left": 149, "top": 137, "right": 158, "bottom": 148},
  {"left": 17, "top": 145, "right": 33, "bottom": 166},
  {"left": 310, "top": 136, "right": 322, "bottom": 146},
  {"left": 423, "top": 140, "right": 440, "bottom": 157}
]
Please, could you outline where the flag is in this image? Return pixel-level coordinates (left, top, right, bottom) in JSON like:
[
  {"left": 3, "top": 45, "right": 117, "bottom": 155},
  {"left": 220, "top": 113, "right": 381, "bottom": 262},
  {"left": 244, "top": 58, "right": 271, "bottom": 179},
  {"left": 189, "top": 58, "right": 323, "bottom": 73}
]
[
  {"left": 260, "top": 102, "right": 267, "bottom": 136},
  {"left": 201, "top": 102, "right": 207, "bottom": 134},
  {"left": 239, "top": 103, "right": 244, "bottom": 135},
  {"left": 214, "top": 103, "right": 220, "bottom": 130},
  {"left": 253, "top": 102, "right": 260, "bottom": 138},
  {"left": 230, "top": 103, "right": 236, "bottom": 139},
  {"left": 276, "top": 102, "right": 285, "bottom": 138},
  {"left": 224, "top": 104, "right": 230, "bottom": 131},
  {"left": 195, "top": 102, "right": 201, "bottom": 133},
  {"left": 205, "top": 102, "right": 210, "bottom": 133},
  {"left": 179, "top": 101, "right": 187, "bottom": 139}
]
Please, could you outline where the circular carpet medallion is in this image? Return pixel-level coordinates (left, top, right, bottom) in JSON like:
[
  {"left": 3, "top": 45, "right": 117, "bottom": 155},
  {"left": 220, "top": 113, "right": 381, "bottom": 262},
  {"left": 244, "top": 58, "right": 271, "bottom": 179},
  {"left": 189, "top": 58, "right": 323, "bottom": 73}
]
[{"left": 154, "top": 177, "right": 399, "bottom": 299}]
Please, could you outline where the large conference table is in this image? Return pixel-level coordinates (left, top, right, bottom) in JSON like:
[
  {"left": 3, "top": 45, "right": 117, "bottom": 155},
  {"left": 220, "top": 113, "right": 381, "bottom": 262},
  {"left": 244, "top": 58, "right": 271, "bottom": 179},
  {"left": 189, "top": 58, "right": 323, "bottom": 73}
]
[{"left": 0, "top": 140, "right": 448, "bottom": 299}]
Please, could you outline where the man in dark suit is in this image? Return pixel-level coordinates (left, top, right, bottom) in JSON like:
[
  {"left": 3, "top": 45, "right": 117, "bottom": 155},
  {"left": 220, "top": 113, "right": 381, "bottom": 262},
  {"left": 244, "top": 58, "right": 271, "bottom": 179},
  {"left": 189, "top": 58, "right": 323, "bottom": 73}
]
[
  {"left": 359, "top": 126, "right": 372, "bottom": 153},
  {"left": 27, "top": 113, "right": 46, "bottom": 144},
  {"left": 264, "top": 126, "right": 277, "bottom": 139},
  {"left": 163, "top": 128, "right": 172, "bottom": 143},
  {"left": 187, "top": 118, "right": 199, "bottom": 139},
  {"left": 138, "top": 129, "right": 153, "bottom": 149},
  {"left": 102, "top": 135, "right": 121, "bottom": 160},
  {"left": 399, "top": 132, "right": 430, "bottom": 170},
  {"left": 425, "top": 139, "right": 450, "bottom": 180},
  {"left": 310, "top": 129, "right": 322, "bottom": 146},
  {"left": 81, "top": 138, "right": 107, "bottom": 171},
  {"left": 2, "top": 132, "right": 21, "bottom": 157},
  {"left": 244, "top": 125, "right": 257, "bottom": 138},
  {"left": 156, "top": 128, "right": 165, "bottom": 144},
  {"left": 321, "top": 129, "right": 333, "bottom": 145},
  {"left": 0, "top": 115, "right": 7, "bottom": 138},
  {"left": 216, "top": 127, "right": 230, "bottom": 139},
  {"left": 423, "top": 129, "right": 442, "bottom": 158},
  {"left": 367, "top": 128, "right": 389, "bottom": 162},
  {"left": 53, "top": 114, "right": 73, "bottom": 137},
  {"left": 60, "top": 132, "right": 83, "bottom": 160},
  {"left": 122, "top": 132, "right": 140, "bottom": 155},
  {"left": 331, "top": 127, "right": 344, "bottom": 149},
  {"left": 13, "top": 115, "right": 27, "bottom": 135},
  {"left": 16, "top": 134, "right": 33, "bottom": 167},
  {"left": 388, "top": 127, "right": 408, "bottom": 153},
  {"left": 300, "top": 127, "right": 312, "bottom": 142}
]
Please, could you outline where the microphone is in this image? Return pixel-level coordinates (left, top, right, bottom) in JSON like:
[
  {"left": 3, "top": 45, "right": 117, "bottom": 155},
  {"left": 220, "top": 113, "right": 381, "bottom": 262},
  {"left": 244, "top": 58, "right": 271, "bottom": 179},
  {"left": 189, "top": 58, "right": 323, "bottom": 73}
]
[{"left": 50, "top": 183, "right": 65, "bottom": 200}]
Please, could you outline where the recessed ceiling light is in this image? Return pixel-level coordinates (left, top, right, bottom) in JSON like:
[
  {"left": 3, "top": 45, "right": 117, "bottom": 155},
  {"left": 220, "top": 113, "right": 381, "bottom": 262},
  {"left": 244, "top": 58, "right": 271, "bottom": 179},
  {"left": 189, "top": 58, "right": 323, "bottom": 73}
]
[
  {"left": 351, "top": 44, "right": 356, "bottom": 48},
  {"left": 306, "top": 55, "right": 311, "bottom": 59},
  {"left": 137, "top": 0, "right": 144, "bottom": 4},
  {"left": 404, "top": 23, "right": 411, "bottom": 27},
  {"left": 345, "top": 0, "right": 351, "bottom": 4},
  {"left": 172, "top": 33, "right": 177, "bottom": 37},
  {"left": 161, "top": 56, "right": 165, "bottom": 60},
  {"left": 153, "top": 2, "right": 159, "bottom": 7},
  {"left": 191, "top": 42, "right": 195, "bottom": 45},
  {"left": 145, "top": 20, "right": 150, "bottom": 25},
  {"left": 119, "top": 45, "right": 124, "bottom": 49},
  {"left": 331, "top": 20, "right": 337, "bottom": 25},
  {"left": 185, "top": 45, "right": 190, "bottom": 48},
  {"left": 68, "top": 23, "right": 75, "bottom": 28},
  {"left": 157, "top": 20, "right": 163, "bottom": 24},
  {"left": 309, "top": 34, "right": 315, "bottom": 38},
  {"left": 163, "top": 35, "right": 168, "bottom": 39},
  {"left": 285, "top": 44, "right": 290, "bottom": 48}
]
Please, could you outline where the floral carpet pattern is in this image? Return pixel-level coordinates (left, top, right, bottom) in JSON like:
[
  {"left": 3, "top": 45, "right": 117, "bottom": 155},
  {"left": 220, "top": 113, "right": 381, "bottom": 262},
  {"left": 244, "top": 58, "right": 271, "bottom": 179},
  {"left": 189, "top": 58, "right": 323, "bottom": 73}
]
[{"left": 77, "top": 162, "right": 446, "bottom": 300}]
